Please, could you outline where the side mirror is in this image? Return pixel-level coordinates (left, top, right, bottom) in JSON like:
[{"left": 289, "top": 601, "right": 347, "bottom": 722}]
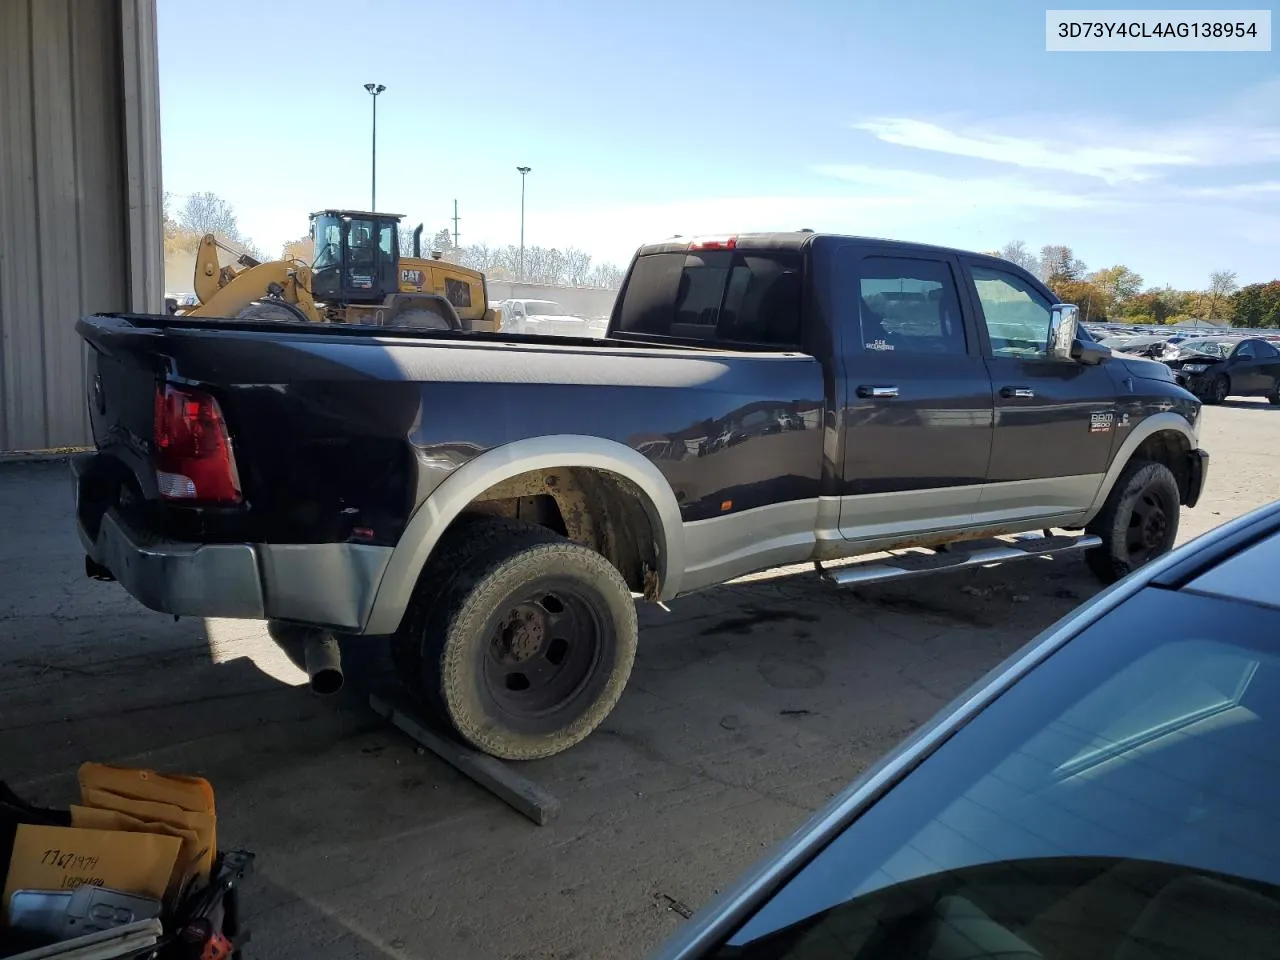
[{"left": 1048, "top": 303, "right": 1079, "bottom": 361}]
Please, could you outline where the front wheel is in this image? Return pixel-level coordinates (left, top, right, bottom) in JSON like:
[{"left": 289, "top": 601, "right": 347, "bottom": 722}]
[
  {"left": 1204, "top": 374, "right": 1229, "bottom": 405},
  {"left": 1085, "top": 460, "right": 1181, "bottom": 585},
  {"left": 397, "top": 520, "right": 638, "bottom": 760}
]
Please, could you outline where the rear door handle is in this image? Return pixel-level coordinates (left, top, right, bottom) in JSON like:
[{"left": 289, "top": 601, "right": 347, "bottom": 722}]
[
  {"left": 857, "top": 385, "right": 899, "bottom": 399},
  {"left": 1000, "top": 386, "right": 1035, "bottom": 399}
]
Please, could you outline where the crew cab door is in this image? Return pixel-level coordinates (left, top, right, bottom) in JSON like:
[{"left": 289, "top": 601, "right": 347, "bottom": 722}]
[
  {"left": 960, "top": 259, "right": 1120, "bottom": 523},
  {"left": 833, "top": 245, "right": 994, "bottom": 540}
]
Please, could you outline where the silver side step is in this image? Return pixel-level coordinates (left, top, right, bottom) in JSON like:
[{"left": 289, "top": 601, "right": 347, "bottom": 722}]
[{"left": 815, "top": 532, "right": 1102, "bottom": 587}]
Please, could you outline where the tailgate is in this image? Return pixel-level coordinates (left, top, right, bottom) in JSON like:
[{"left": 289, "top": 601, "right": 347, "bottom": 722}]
[
  {"left": 80, "top": 315, "right": 166, "bottom": 500},
  {"left": 75, "top": 313, "right": 420, "bottom": 548}
]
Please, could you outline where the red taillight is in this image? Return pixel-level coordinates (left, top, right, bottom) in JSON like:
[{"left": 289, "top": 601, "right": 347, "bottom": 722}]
[
  {"left": 688, "top": 235, "right": 737, "bottom": 252},
  {"left": 153, "top": 383, "right": 242, "bottom": 504}
]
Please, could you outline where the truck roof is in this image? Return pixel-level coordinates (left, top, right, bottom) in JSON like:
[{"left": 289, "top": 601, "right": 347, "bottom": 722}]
[
  {"left": 634, "top": 232, "right": 1000, "bottom": 261},
  {"left": 310, "top": 209, "right": 407, "bottom": 220}
]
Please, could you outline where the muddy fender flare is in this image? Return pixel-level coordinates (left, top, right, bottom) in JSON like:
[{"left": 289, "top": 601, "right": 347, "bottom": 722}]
[
  {"left": 362, "top": 435, "right": 685, "bottom": 635},
  {"left": 1082, "top": 412, "right": 1198, "bottom": 526}
]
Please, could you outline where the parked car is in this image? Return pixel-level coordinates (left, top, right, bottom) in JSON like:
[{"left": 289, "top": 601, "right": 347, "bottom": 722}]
[
  {"left": 72, "top": 233, "right": 1208, "bottom": 760},
  {"left": 497, "top": 298, "right": 596, "bottom": 338},
  {"left": 1164, "top": 336, "right": 1280, "bottom": 405},
  {"left": 654, "top": 499, "right": 1280, "bottom": 960}
]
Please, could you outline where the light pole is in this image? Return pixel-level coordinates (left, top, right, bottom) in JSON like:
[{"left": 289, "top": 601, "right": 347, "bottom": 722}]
[
  {"left": 516, "top": 165, "right": 531, "bottom": 281},
  {"left": 364, "top": 83, "right": 386, "bottom": 210}
]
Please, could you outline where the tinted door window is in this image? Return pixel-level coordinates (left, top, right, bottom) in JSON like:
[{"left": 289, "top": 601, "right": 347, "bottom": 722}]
[
  {"left": 858, "top": 258, "right": 967, "bottom": 355},
  {"left": 1234, "top": 341, "right": 1256, "bottom": 360},
  {"left": 971, "top": 265, "right": 1053, "bottom": 358},
  {"left": 1256, "top": 340, "right": 1279, "bottom": 359},
  {"left": 614, "top": 250, "right": 802, "bottom": 347},
  {"left": 716, "top": 588, "right": 1280, "bottom": 959}
]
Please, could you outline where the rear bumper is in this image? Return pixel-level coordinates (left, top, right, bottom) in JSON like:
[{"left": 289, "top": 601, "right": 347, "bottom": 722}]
[
  {"left": 84, "top": 509, "right": 268, "bottom": 619},
  {"left": 1184, "top": 448, "right": 1209, "bottom": 509},
  {"left": 74, "top": 457, "right": 393, "bottom": 631}
]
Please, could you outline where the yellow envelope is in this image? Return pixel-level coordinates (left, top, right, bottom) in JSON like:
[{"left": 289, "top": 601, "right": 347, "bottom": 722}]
[
  {"left": 2, "top": 824, "right": 180, "bottom": 921},
  {"left": 78, "top": 763, "right": 215, "bottom": 815},
  {"left": 69, "top": 805, "right": 202, "bottom": 902},
  {"left": 80, "top": 787, "right": 215, "bottom": 883}
]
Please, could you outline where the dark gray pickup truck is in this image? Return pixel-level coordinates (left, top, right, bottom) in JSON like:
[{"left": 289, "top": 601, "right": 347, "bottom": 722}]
[{"left": 73, "top": 233, "right": 1208, "bottom": 759}]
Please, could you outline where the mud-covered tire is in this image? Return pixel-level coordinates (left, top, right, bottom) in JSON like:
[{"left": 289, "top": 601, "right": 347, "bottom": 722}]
[
  {"left": 1085, "top": 460, "right": 1181, "bottom": 585},
  {"left": 235, "top": 300, "right": 310, "bottom": 323},
  {"left": 394, "top": 519, "right": 638, "bottom": 759},
  {"left": 387, "top": 308, "right": 455, "bottom": 330},
  {"left": 390, "top": 518, "right": 561, "bottom": 695}
]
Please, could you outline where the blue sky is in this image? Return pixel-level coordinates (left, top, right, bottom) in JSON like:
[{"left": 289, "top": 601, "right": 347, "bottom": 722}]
[{"left": 158, "top": 0, "right": 1277, "bottom": 288}]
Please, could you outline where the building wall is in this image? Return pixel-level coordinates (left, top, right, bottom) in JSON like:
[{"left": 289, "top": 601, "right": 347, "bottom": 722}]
[{"left": 0, "top": 0, "right": 163, "bottom": 451}]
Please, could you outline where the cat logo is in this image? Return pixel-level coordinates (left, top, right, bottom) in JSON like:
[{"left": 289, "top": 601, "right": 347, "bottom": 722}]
[
  {"left": 401, "top": 268, "right": 425, "bottom": 289},
  {"left": 1089, "top": 411, "right": 1115, "bottom": 433}
]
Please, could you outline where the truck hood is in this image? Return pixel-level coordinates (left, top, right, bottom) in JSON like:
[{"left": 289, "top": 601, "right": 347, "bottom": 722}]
[{"left": 1119, "top": 355, "right": 1177, "bottom": 383}]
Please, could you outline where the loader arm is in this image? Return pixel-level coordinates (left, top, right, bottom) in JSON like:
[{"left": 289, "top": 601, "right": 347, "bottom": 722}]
[
  {"left": 192, "top": 233, "right": 233, "bottom": 305},
  {"left": 185, "top": 261, "right": 321, "bottom": 321}
]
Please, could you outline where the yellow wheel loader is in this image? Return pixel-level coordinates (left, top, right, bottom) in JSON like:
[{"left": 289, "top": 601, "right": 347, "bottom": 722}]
[{"left": 179, "top": 210, "right": 500, "bottom": 332}]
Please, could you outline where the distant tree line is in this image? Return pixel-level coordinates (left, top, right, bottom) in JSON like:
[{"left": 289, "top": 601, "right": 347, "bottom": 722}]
[
  {"left": 986, "top": 240, "right": 1278, "bottom": 328},
  {"left": 405, "top": 227, "right": 625, "bottom": 289}
]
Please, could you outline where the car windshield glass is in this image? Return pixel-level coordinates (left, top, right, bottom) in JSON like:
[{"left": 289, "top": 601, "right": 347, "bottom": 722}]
[
  {"left": 719, "top": 587, "right": 1280, "bottom": 958},
  {"left": 1182, "top": 340, "right": 1235, "bottom": 358}
]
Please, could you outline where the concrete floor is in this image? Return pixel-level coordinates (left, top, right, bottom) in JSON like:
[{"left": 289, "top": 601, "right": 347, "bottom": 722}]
[{"left": 2, "top": 401, "right": 1277, "bottom": 959}]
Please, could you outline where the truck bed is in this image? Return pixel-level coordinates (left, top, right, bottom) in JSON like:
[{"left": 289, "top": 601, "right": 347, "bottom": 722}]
[{"left": 76, "top": 311, "right": 825, "bottom": 547}]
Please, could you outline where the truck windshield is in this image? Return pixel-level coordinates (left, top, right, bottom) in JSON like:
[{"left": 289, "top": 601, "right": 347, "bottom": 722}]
[
  {"left": 613, "top": 249, "right": 802, "bottom": 348},
  {"left": 524, "top": 301, "right": 566, "bottom": 316},
  {"left": 311, "top": 215, "right": 341, "bottom": 270}
]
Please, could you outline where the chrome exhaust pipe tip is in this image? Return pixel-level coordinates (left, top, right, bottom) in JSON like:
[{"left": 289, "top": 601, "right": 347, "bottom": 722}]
[{"left": 303, "top": 630, "right": 344, "bottom": 696}]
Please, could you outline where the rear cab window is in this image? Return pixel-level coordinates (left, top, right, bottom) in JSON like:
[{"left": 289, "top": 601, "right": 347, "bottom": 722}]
[{"left": 611, "top": 247, "right": 804, "bottom": 349}]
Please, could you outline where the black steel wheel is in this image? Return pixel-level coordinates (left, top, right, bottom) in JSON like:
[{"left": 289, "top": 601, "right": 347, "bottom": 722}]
[
  {"left": 397, "top": 519, "right": 638, "bottom": 759},
  {"left": 1085, "top": 460, "right": 1181, "bottom": 584},
  {"left": 482, "top": 585, "right": 605, "bottom": 725},
  {"left": 1205, "top": 374, "right": 1229, "bottom": 405}
]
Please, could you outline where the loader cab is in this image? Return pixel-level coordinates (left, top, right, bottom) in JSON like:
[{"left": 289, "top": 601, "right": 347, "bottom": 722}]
[{"left": 309, "top": 209, "right": 401, "bottom": 304}]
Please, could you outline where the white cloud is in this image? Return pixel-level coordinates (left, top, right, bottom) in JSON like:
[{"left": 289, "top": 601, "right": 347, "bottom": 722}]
[
  {"left": 852, "top": 118, "right": 1193, "bottom": 183},
  {"left": 1181, "top": 180, "right": 1280, "bottom": 199},
  {"left": 853, "top": 79, "right": 1280, "bottom": 183},
  {"left": 811, "top": 164, "right": 1097, "bottom": 208}
]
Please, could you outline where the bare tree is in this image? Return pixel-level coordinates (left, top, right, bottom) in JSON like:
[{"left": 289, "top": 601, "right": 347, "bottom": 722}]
[
  {"left": 563, "top": 247, "right": 593, "bottom": 286},
  {"left": 398, "top": 229, "right": 417, "bottom": 257},
  {"left": 1205, "top": 269, "right": 1239, "bottom": 320},
  {"left": 431, "top": 228, "right": 453, "bottom": 254},
  {"left": 1038, "top": 244, "right": 1086, "bottom": 282},
  {"left": 178, "top": 192, "right": 240, "bottom": 240},
  {"left": 587, "top": 262, "right": 625, "bottom": 289},
  {"left": 998, "top": 241, "right": 1039, "bottom": 273},
  {"left": 175, "top": 191, "right": 263, "bottom": 261}
]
